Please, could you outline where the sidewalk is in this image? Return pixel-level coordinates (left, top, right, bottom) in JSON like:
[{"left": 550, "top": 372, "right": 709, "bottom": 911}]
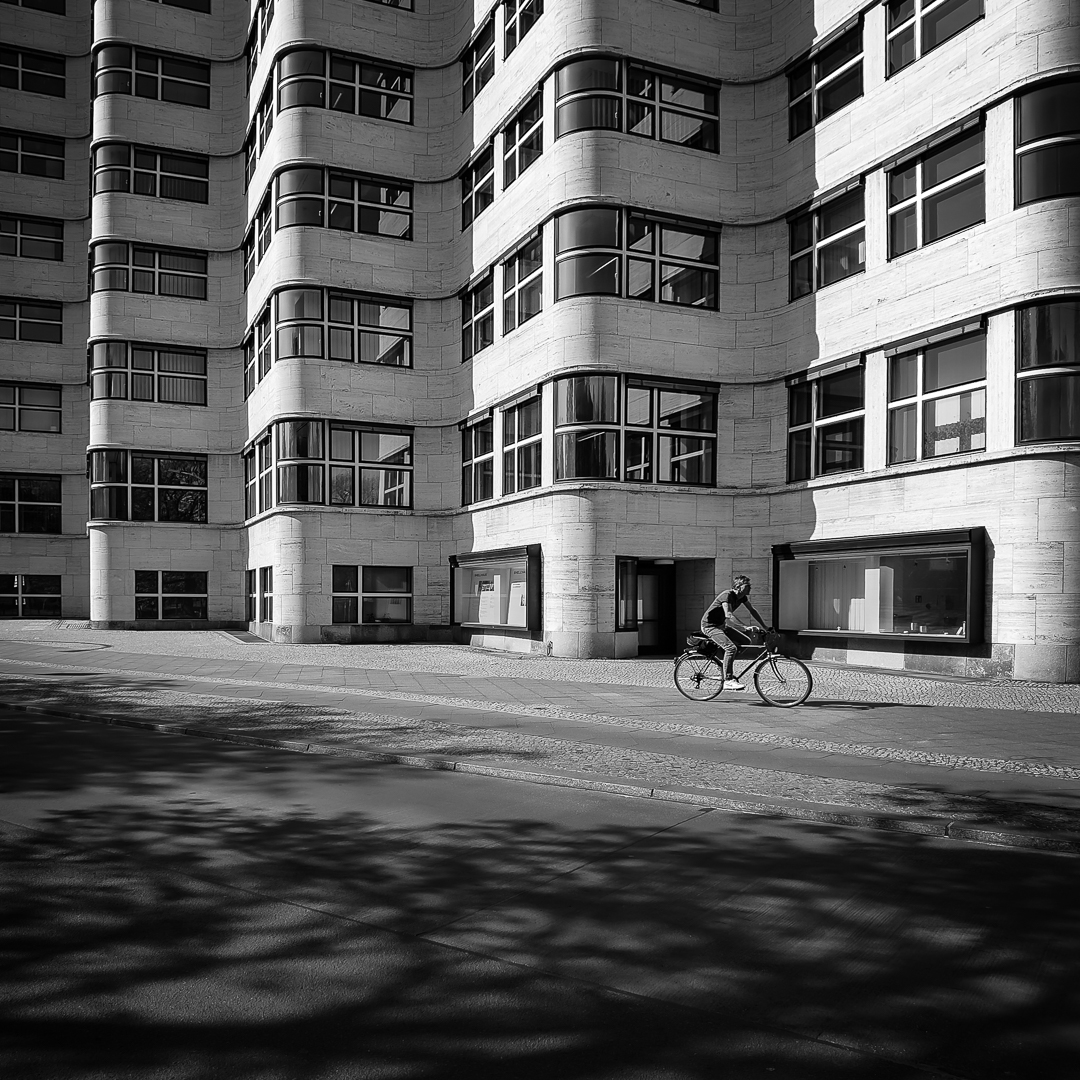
[{"left": 1, "top": 624, "right": 1079, "bottom": 854}]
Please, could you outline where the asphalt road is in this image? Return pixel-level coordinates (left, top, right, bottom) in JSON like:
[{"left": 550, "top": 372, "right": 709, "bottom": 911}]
[{"left": 1, "top": 708, "right": 1078, "bottom": 1080}]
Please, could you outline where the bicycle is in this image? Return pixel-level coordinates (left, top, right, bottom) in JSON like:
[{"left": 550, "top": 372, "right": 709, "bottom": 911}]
[{"left": 673, "top": 629, "right": 813, "bottom": 707}]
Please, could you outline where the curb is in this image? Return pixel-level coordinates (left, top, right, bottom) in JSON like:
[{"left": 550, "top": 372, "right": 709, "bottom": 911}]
[{"left": 7, "top": 699, "right": 1080, "bottom": 857}]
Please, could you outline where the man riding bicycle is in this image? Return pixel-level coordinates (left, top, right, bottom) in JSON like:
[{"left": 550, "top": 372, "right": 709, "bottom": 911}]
[{"left": 700, "top": 574, "right": 767, "bottom": 691}]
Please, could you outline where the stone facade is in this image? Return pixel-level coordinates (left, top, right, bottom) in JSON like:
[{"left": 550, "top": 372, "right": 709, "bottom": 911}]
[{"left": 2, "top": 0, "right": 1078, "bottom": 678}]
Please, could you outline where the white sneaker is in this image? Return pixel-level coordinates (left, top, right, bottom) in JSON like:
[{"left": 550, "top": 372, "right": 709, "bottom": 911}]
[{"left": 724, "top": 679, "right": 747, "bottom": 691}]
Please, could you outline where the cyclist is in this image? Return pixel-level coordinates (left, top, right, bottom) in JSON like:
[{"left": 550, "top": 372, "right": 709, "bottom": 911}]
[{"left": 700, "top": 574, "right": 767, "bottom": 691}]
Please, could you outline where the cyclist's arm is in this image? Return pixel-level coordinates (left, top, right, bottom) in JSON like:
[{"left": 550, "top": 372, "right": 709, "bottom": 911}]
[{"left": 744, "top": 601, "right": 766, "bottom": 628}]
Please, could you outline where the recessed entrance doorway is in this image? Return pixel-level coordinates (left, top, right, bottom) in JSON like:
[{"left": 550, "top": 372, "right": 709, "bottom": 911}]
[{"left": 616, "top": 557, "right": 715, "bottom": 656}]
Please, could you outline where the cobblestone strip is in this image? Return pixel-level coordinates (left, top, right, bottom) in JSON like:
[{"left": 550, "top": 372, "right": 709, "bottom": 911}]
[{"left": 2, "top": 660, "right": 1079, "bottom": 782}]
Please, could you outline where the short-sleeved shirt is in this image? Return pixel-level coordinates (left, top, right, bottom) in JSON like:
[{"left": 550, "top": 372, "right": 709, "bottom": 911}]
[{"left": 702, "top": 589, "right": 744, "bottom": 630}]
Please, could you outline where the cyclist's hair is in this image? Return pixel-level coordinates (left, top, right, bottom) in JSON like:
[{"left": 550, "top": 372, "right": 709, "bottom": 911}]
[{"left": 732, "top": 574, "right": 751, "bottom": 590}]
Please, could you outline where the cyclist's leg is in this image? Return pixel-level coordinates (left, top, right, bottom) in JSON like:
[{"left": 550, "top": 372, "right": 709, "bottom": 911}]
[{"left": 719, "top": 626, "right": 749, "bottom": 684}]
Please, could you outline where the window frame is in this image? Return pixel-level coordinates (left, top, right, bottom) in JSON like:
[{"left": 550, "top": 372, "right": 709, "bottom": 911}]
[
  {"left": 0, "top": 297, "right": 63, "bottom": 343},
  {"left": 89, "top": 242, "right": 209, "bottom": 300},
  {"left": 887, "top": 125, "right": 985, "bottom": 258},
  {"left": 1015, "top": 78, "right": 1080, "bottom": 208},
  {"left": 886, "top": 0, "right": 984, "bottom": 77},
  {"left": 788, "top": 24, "right": 863, "bottom": 139},
  {"left": 1016, "top": 298, "right": 1080, "bottom": 445},
  {"left": 134, "top": 570, "right": 209, "bottom": 621},
  {"left": 462, "top": 274, "right": 495, "bottom": 362},
  {"left": 277, "top": 48, "right": 413, "bottom": 124},
  {"left": 92, "top": 143, "right": 210, "bottom": 204},
  {"left": 886, "top": 329, "right": 987, "bottom": 465},
  {"left": 0, "top": 47, "right": 66, "bottom": 97},
  {"left": 331, "top": 565, "right": 413, "bottom": 624},
  {"left": 504, "top": 0, "right": 543, "bottom": 57},
  {"left": 0, "top": 573, "right": 62, "bottom": 619},
  {"left": 462, "top": 12, "right": 496, "bottom": 110},
  {"left": 502, "top": 233, "right": 543, "bottom": 334},
  {"left": 92, "top": 46, "right": 210, "bottom": 108},
  {"left": 273, "top": 166, "right": 412, "bottom": 240},
  {"left": 554, "top": 56, "right": 719, "bottom": 153},
  {"left": 502, "top": 91, "right": 543, "bottom": 188},
  {"left": 89, "top": 451, "right": 209, "bottom": 523},
  {"left": 0, "top": 473, "right": 63, "bottom": 534},
  {"left": 0, "top": 129, "right": 64, "bottom": 179},
  {"left": 786, "top": 362, "right": 866, "bottom": 482},
  {"left": 0, "top": 381, "right": 62, "bottom": 433},
  {"left": 462, "top": 416, "right": 495, "bottom": 504},
  {"left": 788, "top": 185, "right": 866, "bottom": 300},
  {"left": 259, "top": 565, "right": 273, "bottom": 623},
  {"left": 502, "top": 396, "right": 542, "bottom": 495},
  {"left": 0, "top": 213, "right": 63, "bottom": 261},
  {"left": 461, "top": 142, "right": 495, "bottom": 229},
  {"left": 89, "top": 342, "right": 209, "bottom": 406}
]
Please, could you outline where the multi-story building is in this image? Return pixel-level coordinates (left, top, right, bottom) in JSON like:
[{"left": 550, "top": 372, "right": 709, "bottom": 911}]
[{"left": 2, "top": 0, "right": 1078, "bottom": 680}]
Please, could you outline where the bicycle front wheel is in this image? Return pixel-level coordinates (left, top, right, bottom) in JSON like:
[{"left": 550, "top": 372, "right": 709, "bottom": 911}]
[
  {"left": 674, "top": 652, "right": 724, "bottom": 701},
  {"left": 753, "top": 655, "right": 813, "bottom": 707}
]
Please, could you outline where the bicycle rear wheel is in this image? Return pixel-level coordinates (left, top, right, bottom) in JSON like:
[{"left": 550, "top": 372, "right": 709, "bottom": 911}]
[
  {"left": 753, "top": 655, "right": 813, "bottom": 707},
  {"left": 674, "top": 652, "right": 724, "bottom": 701}
]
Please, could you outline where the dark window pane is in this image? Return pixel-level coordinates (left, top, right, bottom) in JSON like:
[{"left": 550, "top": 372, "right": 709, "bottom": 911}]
[
  {"left": 1019, "top": 301, "right": 1080, "bottom": 369},
  {"left": 922, "top": 0, "right": 983, "bottom": 54},
  {"left": 820, "top": 189, "right": 864, "bottom": 238},
  {"left": 787, "top": 429, "right": 811, "bottom": 481},
  {"left": 817, "top": 27, "right": 862, "bottom": 79},
  {"left": 1019, "top": 375, "right": 1080, "bottom": 442},
  {"left": 923, "top": 129, "right": 983, "bottom": 188},
  {"left": 158, "top": 457, "right": 206, "bottom": 486},
  {"left": 18, "top": 504, "right": 62, "bottom": 532},
  {"left": 556, "top": 58, "right": 619, "bottom": 96},
  {"left": 157, "top": 488, "right": 207, "bottom": 522},
  {"left": 332, "top": 564, "right": 359, "bottom": 593},
  {"left": 888, "top": 403, "right": 918, "bottom": 464},
  {"left": 161, "top": 571, "right": 207, "bottom": 594},
  {"left": 556, "top": 375, "right": 618, "bottom": 424},
  {"left": 817, "top": 65, "right": 862, "bottom": 120},
  {"left": 789, "top": 382, "right": 812, "bottom": 426},
  {"left": 134, "top": 596, "right": 159, "bottom": 619},
  {"left": 889, "top": 353, "right": 918, "bottom": 401},
  {"left": 554, "top": 430, "right": 618, "bottom": 480},
  {"left": 887, "top": 25, "right": 915, "bottom": 75},
  {"left": 889, "top": 205, "right": 918, "bottom": 258},
  {"left": 332, "top": 596, "right": 358, "bottom": 623},
  {"left": 819, "top": 367, "right": 863, "bottom": 417},
  {"left": 1018, "top": 144, "right": 1080, "bottom": 205},
  {"left": 816, "top": 418, "right": 863, "bottom": 475},
  {"left": 362, "top": 566, "right": 411, "bottom": 593},
  {"left": 556, "top": 207, "right": 619, "bottom": 252},
  {"left": 134, "top": 570, "right": 158, "bottom": 594},
  {"left": 161, "top": 596, "right": 207, "bottom": 620},
  {"left": 556, "top": 254, "right": 619, "bottom": 298},
  {"left": 923, "top": 174, "right": 984, "bottom": 243},
  {"left": 924, "top": 333, "right": 986, "bottom": 391},
  {"left": 1018, "top": 79, "right": 1080, "bottom": 144},
  {"left": 819, "top": 229, "right": 865, "bottom": 285}
]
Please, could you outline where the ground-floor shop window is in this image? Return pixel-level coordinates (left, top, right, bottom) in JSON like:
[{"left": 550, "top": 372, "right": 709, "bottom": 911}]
[
  {"left": 450, "top": 544, "right": 540, "bottom": 630},
  {"left": 775, "top": 529, "right": 983, "bottom": 644},
  {"left": 134, "top": 571, "right": 207, "bottom": 620},
  {"left": 0, "top": 574, "right": 61, "bottom": 617},
  {"left": 331, "top": 565, "right": 412, "bottom": 623}
]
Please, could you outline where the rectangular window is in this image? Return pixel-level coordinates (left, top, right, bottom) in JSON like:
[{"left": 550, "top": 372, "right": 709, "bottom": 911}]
[
  {"left": 277, "top": 49, "right": 413, "bottom": 123},
  {"left": 1017, "top": 299, "right": 1080, "bottom": 443},
  {"left": 273, "top": 286, "right": 412, "bottom": 367},
  {"left": 461, "top": 142, "right": 495, "bottom": 228},
  {"left": 451, "top": 545, "right": 539, "bottom": 629},
  {"left": 462, "top": 13, "right": 496, "bottom": 109},
  {"left": 89, "top": 342, "right": 208, "bottom": 405},
  {"left": 90, "top": 243, "right": 208, "bottom": 300},
  {"left": 887, "top": 330, "right": 986, "bottom": 464},
  {"left": 0, "top": 382, "right": 61, "bottom": 432},
  {"left": 888, "top": 125, "right": 984, "bottom": 257},
  {"left": 257, "top": 433, "right": 273, "bottom": 512},
  {"left": 1016, "top": 78, "right": 1080, "bottom": 206},
  {"left": 787, "top": 363, "right": 865, "bottom": 481},
  {"left": 502, "top": 397, "right": 542, "bottom": 494},
  {"left": 275, "top": 167, "right": 412, "bottom": 239},
  {"left": 0, "top": 214, "right": 63, "bottom": 261},
  {"left": 0, "top": 573, "right": 62, "bottom": 619},
  {"left": 462, "top": 275, "right": 495, "bottom": 361},
  {"left": 503, "top": 91, "right": 543, "bottom": 187},
  {"left": 89, "top": 451, "right": 208, "bottom": 523},
  {"left": 93, "top": 144, "right": 209, "bottom": 203},
  {"left": 244, "top": 449, "right": 257, "bottom": 519},
  {"left": 331, "top": 564, "right": 413, "bottom": 624},
  {"left": 504, "top": 0, "right": 543, "bottom": 56},
  {"left": 0, "top": 0, "right": 67, "bottom": 13},
  {"left": 0, "top": 298, "right": 62, "bottom": 342},
  {"left": 886, "top": 0, "right": 983, "bottom": 76},
  {"left": 259, "top": 565, "right": 273, "bottom": 622},
  {"left": 134, "top": 571, "right": 209, "bottom": 621},
  {"left": 92, "top": 46, "right": 210, "bottom": 108},
  {"left": 0, "top": 474, "right": 62, "bottom": 533},
  {"left": 788, "top": 24, "right": 863, "bottom": 139},
  {"left": 0, "top": 47, "right": 65, "bottom": 97},
  {"left": 503, "top": 234, "right": 542, "bottom": 333},
  {"left": 327, "top": 423, "right": 413, "bottom": 508},
  {"left": 245, "top": 0, "right": 275, "bottom": 84},
  {"left": 776, "top": 530, "right": 983, "bottom": 643},
  {"left": 462, "top": 417, "right": 494, "bottom": 504},
  {"left": 555, "top": 207, "right": 719, "bottom": 308},
  {"left": 555, "top": 57, "right": 719, "bottom": 152},
  {"left": 0, "top": 129, "right": 64, "bottom": 179},
  {"left": 789, "top": 186, "right": 865, "bottom": 300},
  {"left": 245, "top": 568, "right": 256, "bottom": 622}
]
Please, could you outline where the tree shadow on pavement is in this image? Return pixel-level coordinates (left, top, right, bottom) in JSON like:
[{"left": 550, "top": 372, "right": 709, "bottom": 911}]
[{"left": 1, "top": 743, "right": 1079, "bottom": 1080}]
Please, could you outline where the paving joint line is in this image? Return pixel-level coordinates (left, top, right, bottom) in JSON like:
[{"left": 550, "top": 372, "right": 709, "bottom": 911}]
[{"left": 5, "top": 698, "right": 1078, "bottom": 858}]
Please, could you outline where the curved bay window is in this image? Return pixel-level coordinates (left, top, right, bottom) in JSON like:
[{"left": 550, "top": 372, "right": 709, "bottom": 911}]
[
  {"left": 555, "top": 57, "right": 718, "bottom": 151},
  {"left": 1017, "top": 299, "right": 1080, "bottom": 443},
  {"left": 555, "top": 207, "right": 718, "bottom": 308},
  {"left": 89, "top": 342, "right": 208, "bottom": 405},
  {"left": 92, "top": 144, "right": 209, "bottom": 203},
  {"left": 277, "top": 419, "right": 324, "bottom": 504},
  {"left": 555, "top": 375, "right": 618, "bottom": 480},
  {"left": 277, "top": 49, "right": 413, "bottom": 123},
  {"left": 274, "top": 167, "right": 411, "bottom": 238},
  {"left": 90, "top": 243, "right": 208, "bottom": 300},
  {"left": 1016, "top": 79, "right": 1080, "bottom": 206},
  {"left": 89, "top": 451, "right": 208, "bottom": 522},
  {"left": 274, "top": 287, "right": 411, "bottom": 367}
]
